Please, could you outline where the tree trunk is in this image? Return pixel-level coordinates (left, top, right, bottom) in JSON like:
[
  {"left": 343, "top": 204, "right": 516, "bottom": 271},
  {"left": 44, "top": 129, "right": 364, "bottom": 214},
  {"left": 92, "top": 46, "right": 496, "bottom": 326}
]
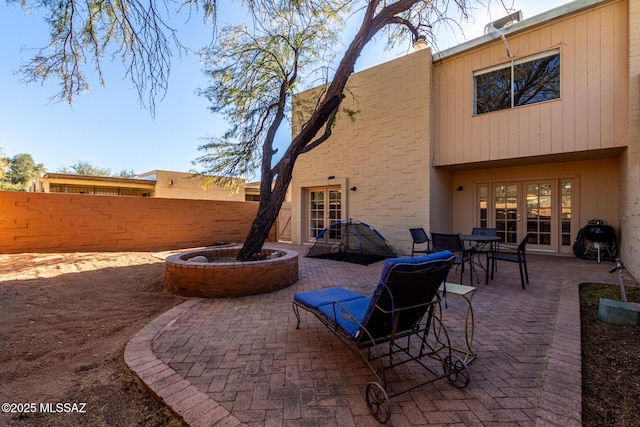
[
  {"left": 236, "top": 0, "right": 424, "bottom": 261},
  {"left": 237, "top": 175, "right": 291, "bottom": 261},
  {"left": 236, "top": 96, "right": 343, "bottom": 261}
]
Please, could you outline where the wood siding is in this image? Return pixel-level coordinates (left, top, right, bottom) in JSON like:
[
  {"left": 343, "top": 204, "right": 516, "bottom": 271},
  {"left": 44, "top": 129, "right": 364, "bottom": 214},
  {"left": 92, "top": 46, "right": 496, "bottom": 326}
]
[{"left": 433, "top": 0, "right": 628, "bottom": 166}]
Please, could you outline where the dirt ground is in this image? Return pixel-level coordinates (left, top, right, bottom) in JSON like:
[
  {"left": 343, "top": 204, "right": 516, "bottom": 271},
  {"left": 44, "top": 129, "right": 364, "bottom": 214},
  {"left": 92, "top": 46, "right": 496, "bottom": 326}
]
[
  {"left": 0, "top": 251, "right": 185, "bottom": 426},
  {"left": 580, "top": 283, "right": 640, "bottom": 426},
  {"left": 0, "top": 252, "right": 638, "bottom": 427}
]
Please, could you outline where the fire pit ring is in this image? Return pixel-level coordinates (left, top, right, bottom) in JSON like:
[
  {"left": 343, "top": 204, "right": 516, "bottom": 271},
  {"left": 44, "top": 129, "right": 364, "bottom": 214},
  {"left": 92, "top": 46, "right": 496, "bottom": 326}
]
[{"left": 165, "top": 246, "right": 299, "bottom": 298}]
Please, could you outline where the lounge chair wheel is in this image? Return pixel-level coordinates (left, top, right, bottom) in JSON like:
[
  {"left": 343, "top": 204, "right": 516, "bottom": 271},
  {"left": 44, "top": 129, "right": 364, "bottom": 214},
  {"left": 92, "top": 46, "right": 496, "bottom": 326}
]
[
  {"left": 365, "top": 382, "right": 390, "bottom": 423},
  {"left": 443, "top": 355, "right": 470, "bottom": 388}
]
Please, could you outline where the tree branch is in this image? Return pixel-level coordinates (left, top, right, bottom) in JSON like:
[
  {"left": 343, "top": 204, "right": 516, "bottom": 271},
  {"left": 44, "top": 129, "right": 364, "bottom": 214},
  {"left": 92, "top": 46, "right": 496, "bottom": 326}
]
[{"left": 300, "top": 104, "right": 340, "bottom": 153}]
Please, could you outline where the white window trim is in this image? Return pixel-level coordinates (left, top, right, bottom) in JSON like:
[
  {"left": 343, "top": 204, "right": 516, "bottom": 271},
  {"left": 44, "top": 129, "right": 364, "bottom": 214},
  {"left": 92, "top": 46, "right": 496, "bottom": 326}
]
[{"left": 473, "top": 48, "right": 561, "bottom": 113}]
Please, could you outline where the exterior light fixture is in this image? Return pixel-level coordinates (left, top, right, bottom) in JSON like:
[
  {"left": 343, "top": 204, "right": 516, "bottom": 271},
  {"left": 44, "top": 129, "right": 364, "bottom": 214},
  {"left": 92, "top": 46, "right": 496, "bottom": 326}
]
[
  {"left": 350, "top": 186, "right": 357, "bottom": 192},
  {"left": 412, "top": 34, "right": 428, "bottom": 51}
]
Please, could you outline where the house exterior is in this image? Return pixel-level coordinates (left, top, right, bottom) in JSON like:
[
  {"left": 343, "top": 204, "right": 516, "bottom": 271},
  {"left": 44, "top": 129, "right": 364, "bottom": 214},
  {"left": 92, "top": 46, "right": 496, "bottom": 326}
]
[
  {"left": 136, "top": 170, "right": 245, "bottom": 201},
  {"left": 36, "top": 169, "right": 246, "bottom": 201},
  {"left": 290, "top": 0, "right": 640, "bottom": 280}
]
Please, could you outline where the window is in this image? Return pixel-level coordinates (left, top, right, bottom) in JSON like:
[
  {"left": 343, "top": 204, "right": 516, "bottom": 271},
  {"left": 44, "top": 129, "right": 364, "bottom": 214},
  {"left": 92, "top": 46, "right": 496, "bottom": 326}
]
[
  {"left": 560, "top": 180, "right": 573, "bottom": 247},
  {"left": 49, "top": 184, "right": 154, "bottom": 197},
  {"left": 478, "top": 184, "right": 489, "bottom": 228},
  {"left": 474, "top": 49, "right": 560, "bottom": 115}
]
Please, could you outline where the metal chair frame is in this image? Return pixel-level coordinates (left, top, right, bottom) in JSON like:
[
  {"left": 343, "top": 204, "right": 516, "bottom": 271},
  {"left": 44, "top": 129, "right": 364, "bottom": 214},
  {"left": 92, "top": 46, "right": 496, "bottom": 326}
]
[
  {"left": 409, "top": 227, "right": 432, "bottom": 256},
  {"left": 488, "top": 234, "right": 532, "bottom": 290},
  {"left": 431, "top": 233, "right": 474, "bottom": 285},
  {"left": 292, "top": 253, "right": 470, "bottom": 423}
]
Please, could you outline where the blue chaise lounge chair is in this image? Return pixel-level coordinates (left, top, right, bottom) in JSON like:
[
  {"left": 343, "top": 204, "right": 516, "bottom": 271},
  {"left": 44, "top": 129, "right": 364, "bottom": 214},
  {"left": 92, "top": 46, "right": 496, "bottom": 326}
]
[{"left": 292, "top": 250, "right": 470, "bottom": 423}]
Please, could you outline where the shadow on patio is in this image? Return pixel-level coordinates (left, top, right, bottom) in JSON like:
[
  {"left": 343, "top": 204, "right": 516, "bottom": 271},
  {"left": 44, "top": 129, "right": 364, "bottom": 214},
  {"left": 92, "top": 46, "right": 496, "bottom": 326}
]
[{"left": 125, "top": 243, "right": 636, "bottom": 426}]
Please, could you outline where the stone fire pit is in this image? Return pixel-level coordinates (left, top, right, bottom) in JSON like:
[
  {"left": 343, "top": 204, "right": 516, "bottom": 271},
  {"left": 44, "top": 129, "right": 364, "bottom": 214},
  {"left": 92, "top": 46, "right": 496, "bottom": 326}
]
[{"left": 165, "top": 246, "right": 299, "bottom": 298}]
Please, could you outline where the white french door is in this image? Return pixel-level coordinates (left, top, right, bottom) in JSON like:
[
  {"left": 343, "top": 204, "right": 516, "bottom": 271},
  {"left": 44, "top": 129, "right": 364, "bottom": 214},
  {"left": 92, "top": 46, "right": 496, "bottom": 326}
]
[
  {"left": 308, "top": 187, "right": 342, "bottom": 241},
  {"left": 478, "top": 179, "right": 576, "bottom": 253},
  {"left": 524, "top": 182, "right": 554, "bottom": 250}
]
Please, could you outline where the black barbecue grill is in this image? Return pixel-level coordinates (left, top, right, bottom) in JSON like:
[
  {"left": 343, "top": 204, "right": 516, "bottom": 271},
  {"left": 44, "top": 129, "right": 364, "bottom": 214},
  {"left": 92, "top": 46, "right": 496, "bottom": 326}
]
[{"left": 573, "top": 219, "right": 618, "bottom": 263}]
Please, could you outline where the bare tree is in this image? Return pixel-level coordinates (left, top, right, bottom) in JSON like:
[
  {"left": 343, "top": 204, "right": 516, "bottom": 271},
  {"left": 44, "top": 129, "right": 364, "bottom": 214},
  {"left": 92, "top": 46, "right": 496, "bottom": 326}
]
[
  {"left": 12, "top": 0, "right": 476, "bottom": 262},
  {"left": 195, "top": 0, "right": 472, "bottom": 260},
  {"left": 10, "top": 0, "right": 217, "bottom": 113}
]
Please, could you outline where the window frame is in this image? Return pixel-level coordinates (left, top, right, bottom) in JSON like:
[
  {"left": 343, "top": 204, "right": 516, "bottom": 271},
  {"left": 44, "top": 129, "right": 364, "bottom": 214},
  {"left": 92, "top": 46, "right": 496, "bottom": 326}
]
[{"left": 473, "top": 48, "right": 561, "bottom": 115}]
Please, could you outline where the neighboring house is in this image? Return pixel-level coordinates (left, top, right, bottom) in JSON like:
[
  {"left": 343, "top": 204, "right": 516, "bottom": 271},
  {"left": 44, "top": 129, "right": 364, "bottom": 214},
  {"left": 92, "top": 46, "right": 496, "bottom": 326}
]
[
  {"left": 136, "top": 170, "right": 245, "bottom": 201},
  {"left": 36, "top": 169, "right": 246, "bottom": 201},
  {"left": 290, "top": 0, "right": 640, "bottom": 279},
  {"left": 37, "top": 173, "right": 156, "bottom": 197},
  {"left": 245, "top": 181, "right": 261, "bottom": 201}
]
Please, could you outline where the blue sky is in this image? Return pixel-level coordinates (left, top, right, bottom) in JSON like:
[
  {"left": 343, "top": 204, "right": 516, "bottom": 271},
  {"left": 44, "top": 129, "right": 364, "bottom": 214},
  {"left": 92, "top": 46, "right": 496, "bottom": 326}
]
[{"left": 0, "top": 0, "right": 568, "bottom": 177}]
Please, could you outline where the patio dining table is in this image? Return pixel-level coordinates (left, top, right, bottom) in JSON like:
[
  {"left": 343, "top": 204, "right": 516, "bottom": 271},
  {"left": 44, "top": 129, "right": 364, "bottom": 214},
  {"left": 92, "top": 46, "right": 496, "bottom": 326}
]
[
  {"left": 459, "top": 234, "right": 501, "bottom": 283},
  {"left": 459, "top": 234, "right": 501, "bottom": 246}
]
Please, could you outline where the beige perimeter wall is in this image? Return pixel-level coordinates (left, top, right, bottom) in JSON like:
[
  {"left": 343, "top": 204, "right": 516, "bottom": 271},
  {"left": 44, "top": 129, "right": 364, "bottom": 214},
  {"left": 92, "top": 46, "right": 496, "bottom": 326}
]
[
  {"left": 291, "top": 49, "right": 433, "bottom": 255},
  {"left": 0, "top": 192, "right": 271, "bottom": 253}
]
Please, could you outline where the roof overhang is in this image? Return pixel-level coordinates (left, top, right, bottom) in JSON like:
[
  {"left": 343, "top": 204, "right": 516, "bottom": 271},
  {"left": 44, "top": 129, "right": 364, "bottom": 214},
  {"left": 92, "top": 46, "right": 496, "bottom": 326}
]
[
  {"left": 433, "top": 0, "right": 616, "bottom": 62},
  {"left": 41, "top": 173, "right": 156, "bottom": 188}
]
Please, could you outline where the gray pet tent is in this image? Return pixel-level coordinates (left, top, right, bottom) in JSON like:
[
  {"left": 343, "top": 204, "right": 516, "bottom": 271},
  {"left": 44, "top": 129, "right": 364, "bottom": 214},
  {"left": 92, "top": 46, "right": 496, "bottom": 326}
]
[{"left": 305, "top": 219, "right": 397, "bottom": 265}]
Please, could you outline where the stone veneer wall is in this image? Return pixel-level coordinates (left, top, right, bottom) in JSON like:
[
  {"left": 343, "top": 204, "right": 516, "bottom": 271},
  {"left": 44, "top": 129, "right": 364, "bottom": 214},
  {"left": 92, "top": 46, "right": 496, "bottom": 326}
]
[
  {"left": 621, "top": 0, "right": 640, "bottom": 283},
  {"left": 290, "top": 48, "right": 433, "bottom": 256},
  {"left": 0, "top": 191, "right": 273, "bottom": 253}
]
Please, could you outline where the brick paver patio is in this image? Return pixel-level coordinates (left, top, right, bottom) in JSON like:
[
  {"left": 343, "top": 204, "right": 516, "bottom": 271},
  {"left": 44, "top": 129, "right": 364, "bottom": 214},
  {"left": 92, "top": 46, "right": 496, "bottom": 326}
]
[{"left": 125, "top": 243, "right": 634, "bottom": 426}]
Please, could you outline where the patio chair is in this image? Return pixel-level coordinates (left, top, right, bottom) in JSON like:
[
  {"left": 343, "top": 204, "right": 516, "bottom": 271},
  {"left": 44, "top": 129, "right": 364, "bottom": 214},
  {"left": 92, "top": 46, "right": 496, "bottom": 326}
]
[
  {"left": 471, "top": 227, "right": 497, "bottom": 237},
  {"left": 431, "top": 233, "right": 474, "bottom": 285},
  {"left": 487, "top": 233, "right": 532, "bottom": 289},
  {"left": 409, "top": 227, "right": 432, "bottom": 256},
  {"left": 472, "top": 227, "right": 498, "bottom": 276},
  {"left": 292, "top": 250, "right": 470, "bottom": 423}
]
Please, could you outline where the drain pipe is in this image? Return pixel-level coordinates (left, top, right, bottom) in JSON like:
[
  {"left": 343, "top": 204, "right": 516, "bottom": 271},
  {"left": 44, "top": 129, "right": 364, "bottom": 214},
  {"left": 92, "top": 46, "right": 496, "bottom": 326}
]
[{"left": 609, "top": 258, "right": 627, "bottom": 302}]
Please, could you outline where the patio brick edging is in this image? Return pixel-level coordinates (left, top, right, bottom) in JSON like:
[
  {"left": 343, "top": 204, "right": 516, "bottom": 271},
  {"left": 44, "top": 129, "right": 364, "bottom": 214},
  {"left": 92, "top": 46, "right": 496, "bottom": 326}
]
[
  {"left": 535, "top": 280, "right": 582, "bottom": 426},
  {"left": 124, "top": 299, "right": 244, "bottom": 427}
]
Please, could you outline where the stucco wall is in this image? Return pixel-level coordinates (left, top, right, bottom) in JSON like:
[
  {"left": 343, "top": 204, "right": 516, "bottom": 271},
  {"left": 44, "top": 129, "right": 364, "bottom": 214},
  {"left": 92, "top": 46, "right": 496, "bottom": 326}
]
[
  {"left": 0, "top": 191, "right": 269, "bottom": 253},
  {"left": 290, "top": 49, "right": 433, "bottom": 256},
  {"left": 450, "top": 158, "right": 620, "bottom": 254},
  {"left": 138, "top": 170, "right": 246, "bottom": 201},
  {"left": 620, "top": 0, "right": 640, "bottom": 282}
]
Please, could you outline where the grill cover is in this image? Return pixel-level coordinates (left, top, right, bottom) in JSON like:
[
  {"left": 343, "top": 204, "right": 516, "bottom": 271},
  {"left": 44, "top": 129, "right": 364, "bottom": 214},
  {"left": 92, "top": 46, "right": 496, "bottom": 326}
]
[{"left": 583, "top": 224, "right": 617, "bottom": 243}]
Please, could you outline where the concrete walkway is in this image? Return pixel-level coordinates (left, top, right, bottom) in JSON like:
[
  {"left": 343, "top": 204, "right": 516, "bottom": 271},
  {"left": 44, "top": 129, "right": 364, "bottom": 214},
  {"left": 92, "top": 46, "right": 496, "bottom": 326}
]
[{"left": 125, "top": 243, "right": 632, "bottom": 426}]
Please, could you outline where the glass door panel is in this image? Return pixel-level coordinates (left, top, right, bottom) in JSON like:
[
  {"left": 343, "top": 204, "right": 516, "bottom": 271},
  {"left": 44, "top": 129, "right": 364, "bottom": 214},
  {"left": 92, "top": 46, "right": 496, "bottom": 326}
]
[
  {"left": 526, "top": 183, "right": 553, "bottom": 247},
  {"left": 495, "top": 184, "right": 519, "bottom": 244},
  {"left": 478, "top": 184, "right": 489, "bottom": 228},
  {"left": 560, "top": 180, "right": 574, "bottom": 254},
  {"left": 328, "top": 190, "right": 342, "bottom": 239},
  {"left": 309, "top": 190, "right": 325, "bottom": 239}
]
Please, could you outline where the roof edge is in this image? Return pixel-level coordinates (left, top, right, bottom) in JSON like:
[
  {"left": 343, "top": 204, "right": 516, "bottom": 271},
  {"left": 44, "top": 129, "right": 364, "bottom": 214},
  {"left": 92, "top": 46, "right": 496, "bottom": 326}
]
[
  {"left": 433, "top": 0, "right": 615, "bottom": 61},
  {"left": 41, "top": 172, "right": 157, "bottom": 185}
]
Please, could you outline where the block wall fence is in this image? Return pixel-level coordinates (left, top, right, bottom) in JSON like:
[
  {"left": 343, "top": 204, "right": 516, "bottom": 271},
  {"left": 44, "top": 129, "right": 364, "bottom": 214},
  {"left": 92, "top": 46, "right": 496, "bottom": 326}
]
[{"left": 0, "top": 191, "right": 274, "bottom": 254}]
